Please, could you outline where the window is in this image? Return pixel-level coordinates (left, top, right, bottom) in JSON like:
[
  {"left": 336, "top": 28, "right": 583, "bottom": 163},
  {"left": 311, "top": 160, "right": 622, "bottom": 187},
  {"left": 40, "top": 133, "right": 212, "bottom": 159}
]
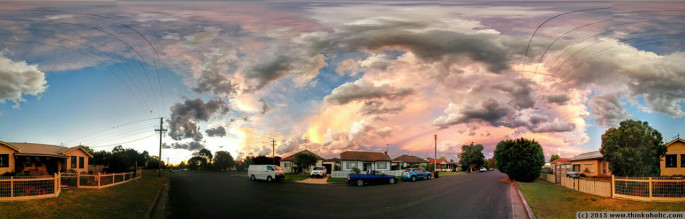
[
  {"left": 0, "top": 154, "right": 8, "bottom": 167},
  {"left": 666, "top": 155, "right": 677, "bottom": 168},
  {"left": 284, "top": 162, "right": 290, "bottom": 167},
  {"left": 24, "top": 157, "right": 32, "bottom": 167},
  {"left": 376, "top": 162, "right": 387, "bottom": 169},
  {"left": 602, "top": 162, "right": 607, "bottom": 175},
  {"left": 267, "top": 166, "right": 274, "bottom": 171},
  {"left": 346, "top": 161, "right": 358, "bottom": 169},
  {"left": 682, "top": 155, "right": 685, "bottom": 167},
  {"left": 71, "top": 156, "right": 77, "bottom": 168},
  {"left": 572, "top": 164, "right": 580, "bottom": 172},
  {"left": 79, "top": 157, "right": 85, "bottom": 168}
]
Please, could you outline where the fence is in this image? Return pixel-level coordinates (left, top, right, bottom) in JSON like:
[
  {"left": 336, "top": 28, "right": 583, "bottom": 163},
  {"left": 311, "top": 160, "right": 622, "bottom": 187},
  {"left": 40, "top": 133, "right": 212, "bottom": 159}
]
[
  {"left": 77, "top": 169, "right": 142, "bottom": 189},
  {"left": 539, "top": 173, "right": 555, "bottom": 183},
  {"left": 0, "top": 174, "right": 61, "bottom": 201},
  {"left": 557, "top": 176, "right": 612, "bottom": 197},
  {"left": 613, "top": 176, "right": 685, "bottom": 202}
]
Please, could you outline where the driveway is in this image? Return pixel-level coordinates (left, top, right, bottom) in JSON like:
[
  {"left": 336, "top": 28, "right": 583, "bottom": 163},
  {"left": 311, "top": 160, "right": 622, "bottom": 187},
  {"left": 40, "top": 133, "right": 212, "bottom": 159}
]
[
  {"left": 298, "top": 175, "right": 329, "bottom": 184},
  {"left": 167, "top": 170, "right": 514, "bottom": 218}
]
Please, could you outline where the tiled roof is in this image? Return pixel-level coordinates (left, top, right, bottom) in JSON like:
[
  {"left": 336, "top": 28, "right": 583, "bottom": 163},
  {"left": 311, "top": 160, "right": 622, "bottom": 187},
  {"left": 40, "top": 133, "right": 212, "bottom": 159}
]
[
  {"left": 393, "top": 155, "right": 429, "bottom": 163},
  {"left": 569, "top": 151, "right": 603, "bottom": 161},
  {"left": 281, "top": 150, "right": 324, "bottom": 161},
  {"left": 551, "top": 158, "right": 571, "bottom": 163},
  {"left": 426, "top": 158, "right": 454, "bottom": 164},
  {"left": 667, "top": 137, "right": 685, "bottom": 146},
  {"left": 325, "top": 158, "right": 340, "bottom": 163},
  {"left": 4, "top": 142, "right": 93, "bottom": 158},
  {"left": 340, "top": 151, "right": 391, "bottom": 161}
]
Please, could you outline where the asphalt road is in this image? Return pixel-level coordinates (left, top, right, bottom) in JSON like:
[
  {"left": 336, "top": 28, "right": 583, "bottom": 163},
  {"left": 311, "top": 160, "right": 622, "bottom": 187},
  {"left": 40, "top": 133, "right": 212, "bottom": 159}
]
[{"left": 167, "top": 170, "right": 513, "bottom": 218}]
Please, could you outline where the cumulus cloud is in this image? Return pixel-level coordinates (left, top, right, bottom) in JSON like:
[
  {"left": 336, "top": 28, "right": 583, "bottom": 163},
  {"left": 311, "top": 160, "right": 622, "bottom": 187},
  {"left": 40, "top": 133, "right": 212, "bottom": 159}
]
[
  {"left": 359, "top": 100, "right": 405, "bottom": 115},
  {"left": 546, "top": 94, "right": 570, "bottom": 105},
  {"left": 167, "top": 98, "right": 230, "bottom": 141},
  {"left": 166, "top": 141, "right": 205, "bottom": 151},
  {"left": 0, "top": 53, "right": 48, "bottom": 108},
  {"left": 433, "top": 98, "right": 514, "bottom": 129},
  {"left": 324, "top": 79, "right": 414, "bottom": 105},
  {"left": 191, "top": 49, "right": 240, "bottom": 96},
  {"left": 532, "top": 118, "right": 576, "bottom": 133},
  {"left": 205, "top": 126, "right": 227, "bottom": 137},
  {"left": 588, "top": 94, "right": 631, "bottom": 127}
]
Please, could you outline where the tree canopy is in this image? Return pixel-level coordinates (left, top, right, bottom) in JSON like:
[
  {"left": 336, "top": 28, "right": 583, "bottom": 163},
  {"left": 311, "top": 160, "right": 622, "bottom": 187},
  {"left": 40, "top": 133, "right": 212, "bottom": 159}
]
[
  {"left": 549, "top": 155, "right": 560, "bottom": 163},
  {"left": 213, "top": 151, "right": 235, "bottom": 171},
  {"left": 295, "top": 153, "right": 318, "bottom": 173},
  {"left": 458, "top": 143, "right": 485, "bottom": 171},
  {"left": 600, "top": 119, "right": 667, "bottom": 177},
  {"left": 494, "top": 138, "right": 545, "bottom": 182}
]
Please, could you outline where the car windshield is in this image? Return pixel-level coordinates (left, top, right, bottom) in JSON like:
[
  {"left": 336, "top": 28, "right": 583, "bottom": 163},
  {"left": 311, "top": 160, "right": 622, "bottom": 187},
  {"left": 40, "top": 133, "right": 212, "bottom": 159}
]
[{"left": 314, "top": 167, "right": 322, "bottom": 170}]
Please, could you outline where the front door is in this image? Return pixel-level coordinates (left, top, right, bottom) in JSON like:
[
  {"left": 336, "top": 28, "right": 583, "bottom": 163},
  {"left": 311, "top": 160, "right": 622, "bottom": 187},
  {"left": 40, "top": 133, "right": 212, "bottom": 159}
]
[{"left": 363, "top": 163, "right": 372, "bottom": 173}]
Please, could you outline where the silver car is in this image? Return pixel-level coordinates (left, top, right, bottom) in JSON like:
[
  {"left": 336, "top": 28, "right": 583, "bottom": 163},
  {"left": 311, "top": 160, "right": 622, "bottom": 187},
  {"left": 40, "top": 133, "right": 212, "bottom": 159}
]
[{"left": 565, "top": 168, "right": 579, "bottom": 178}]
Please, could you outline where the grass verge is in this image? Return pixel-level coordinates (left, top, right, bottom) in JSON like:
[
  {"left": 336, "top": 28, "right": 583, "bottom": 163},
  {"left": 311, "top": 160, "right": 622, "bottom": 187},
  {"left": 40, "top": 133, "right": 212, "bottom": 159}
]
[
  {"left": 437, "top": 171, "right": 465, "bottom": 177},
  {"left": 327, "top": 177, "right": 348, "bottom": 183},
  {"left": 0, "top": 176, "right": 166, "bottom": 218},
  {"left": 285, "top": 173, "right": 310, "bottom": 181},
  {"left": 518, "top": 179, "right": 685, "bottom": 219}
]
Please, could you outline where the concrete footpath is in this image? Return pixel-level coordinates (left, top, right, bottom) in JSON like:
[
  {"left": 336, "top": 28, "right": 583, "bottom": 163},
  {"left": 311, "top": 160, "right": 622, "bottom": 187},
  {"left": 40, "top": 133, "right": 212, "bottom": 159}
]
[
  {"left": 144, "top": 180, "right": 169, "bottom": 219},
  {"left": 510, "top": 181, "right": 536, "bottom": 219}
]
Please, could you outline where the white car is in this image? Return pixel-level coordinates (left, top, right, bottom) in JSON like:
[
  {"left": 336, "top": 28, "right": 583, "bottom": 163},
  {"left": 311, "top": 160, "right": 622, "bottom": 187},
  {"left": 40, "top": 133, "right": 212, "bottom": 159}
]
[
  {"left": 310, "top": 166, "right": 327, "bottom": 178},
  {"left": 248, "top": 164, "right": 285, "bottom": 182},
  {"left": 480, "top": 167, "right": 488, "bottom": 172}
]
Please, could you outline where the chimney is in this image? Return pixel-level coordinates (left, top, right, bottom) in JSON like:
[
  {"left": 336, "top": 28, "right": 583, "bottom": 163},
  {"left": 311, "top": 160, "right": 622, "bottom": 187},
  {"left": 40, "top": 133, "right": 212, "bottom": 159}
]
[{"left": 384, "top": 151, "right": 388, "bottom": 156}]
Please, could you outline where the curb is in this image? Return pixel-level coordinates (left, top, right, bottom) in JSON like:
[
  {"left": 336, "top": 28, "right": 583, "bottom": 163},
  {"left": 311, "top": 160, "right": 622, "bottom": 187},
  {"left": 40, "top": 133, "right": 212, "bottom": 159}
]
[
  {"left": 143, "top": 179, "right": 168, "bottom": 219},
  {"left": 515, "top": 182, "right": 536, "bottom": 219}
]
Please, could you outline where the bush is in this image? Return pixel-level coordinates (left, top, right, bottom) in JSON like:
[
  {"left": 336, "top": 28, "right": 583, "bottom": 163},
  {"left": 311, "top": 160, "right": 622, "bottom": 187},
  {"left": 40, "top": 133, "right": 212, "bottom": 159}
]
[
  {"left": 494, "top": 138, "right": 545, "bottom": 182},
  {"left": 351, "top": 167, "right": 361, "bottom": 174}
]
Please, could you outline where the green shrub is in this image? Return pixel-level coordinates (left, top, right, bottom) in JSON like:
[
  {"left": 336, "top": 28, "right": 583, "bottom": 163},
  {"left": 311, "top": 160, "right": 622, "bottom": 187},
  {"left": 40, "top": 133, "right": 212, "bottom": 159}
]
[
  {"left": 494, "top": 138, "right": 545, "bottom": 182},
  {"left": 351, "top": 167, "right": 361, "bottom": 174}
]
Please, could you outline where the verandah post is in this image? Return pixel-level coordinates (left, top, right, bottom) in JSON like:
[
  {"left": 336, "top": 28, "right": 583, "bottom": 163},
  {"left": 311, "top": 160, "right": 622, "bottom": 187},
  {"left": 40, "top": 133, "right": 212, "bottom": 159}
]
[
  {"left": 10, "top": 176, "right": 13, "bottom": 198},
  {"left": 97, "top": 172, "right": 101, "bottom": 188},
  {"left": 648, "top": 177, "right": 653, "bottom": 198}
]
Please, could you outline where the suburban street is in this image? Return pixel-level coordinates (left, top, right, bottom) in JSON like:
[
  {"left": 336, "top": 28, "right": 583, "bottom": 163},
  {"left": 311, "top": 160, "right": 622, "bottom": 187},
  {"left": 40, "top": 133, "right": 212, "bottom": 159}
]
[{"left": 167, "top": 171, "right": 513, "bottom": 218}]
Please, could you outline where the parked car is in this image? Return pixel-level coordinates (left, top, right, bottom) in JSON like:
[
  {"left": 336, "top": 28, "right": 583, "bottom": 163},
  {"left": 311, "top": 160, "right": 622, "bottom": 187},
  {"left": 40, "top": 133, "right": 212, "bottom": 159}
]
[
  {"left": 310, "top": 166, "right": 327, "bottom": 178},
  {"left": 489, "top": 168, "right": 494, "bottom": 171},
  {"left": 347, "top": 170, "right": 397, "bottom": 187},
  {"left": 565, "top": 168, "right": 579, "bottom": 178},
  {"left": 248, "top": 164, "right": 285, "bottom": 182},
  {"left": 401, "top": 168, "right": 432, "bottom": 182},
  {"left": 479, "top": 167, "right": 487, "bottom": 172}
]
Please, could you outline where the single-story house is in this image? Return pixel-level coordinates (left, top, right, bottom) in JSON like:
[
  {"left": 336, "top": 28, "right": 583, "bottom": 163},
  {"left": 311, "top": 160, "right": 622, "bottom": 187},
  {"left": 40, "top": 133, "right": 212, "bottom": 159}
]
[
  {"left": 340, "top": 151, "right": 391, "bottom": 173},
  {"left": 0, "top": 141, "right": 93, "bottom": 175},
  {"left": 661, "top": 137, "right": 685, "bottom": 176},
  {"left": 550, "top": 158, "right": 571, "bottom": 175},
  {"left": 392, "top": 155, "right": 429, "bottom": 169},
  {"left": 323, "top": 158, "right": 341, "bottom": 172},
  {"left": 426, "top": 158, "right": 458, "bottom": 171},
  {"left": 569, "top": 151, "right": 611, "bottom": 177},
  {"left": 279, "top": 150, "right": 324, "bottom": 173}
]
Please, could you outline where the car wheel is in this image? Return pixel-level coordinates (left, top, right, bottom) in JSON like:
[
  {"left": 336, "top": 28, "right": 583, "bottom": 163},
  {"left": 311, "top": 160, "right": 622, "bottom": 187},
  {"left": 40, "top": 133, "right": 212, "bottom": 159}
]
[
  {"left": 389, "top": 178, "right": 395, "bottom": 184},
  {"left": 356, "top": 179, "right": 364, "bottom": 187},
  {"left": 411, "top": 176, "right": 416, "bottom": 182},
  {"left": 267, "top": 176, "right": 273, "bottom": 182},
  {"left": 427, "top": 174, "right": 431, "bottom": 180},
  {"left": 250, "top": 175, "right": 256, "bottom": 181}
]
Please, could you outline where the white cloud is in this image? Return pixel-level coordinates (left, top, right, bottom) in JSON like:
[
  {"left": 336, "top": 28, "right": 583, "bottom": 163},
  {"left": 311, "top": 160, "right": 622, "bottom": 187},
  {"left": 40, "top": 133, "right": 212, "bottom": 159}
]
[{"left": 0, "top": 53, "right": 48, "bottom": 108}]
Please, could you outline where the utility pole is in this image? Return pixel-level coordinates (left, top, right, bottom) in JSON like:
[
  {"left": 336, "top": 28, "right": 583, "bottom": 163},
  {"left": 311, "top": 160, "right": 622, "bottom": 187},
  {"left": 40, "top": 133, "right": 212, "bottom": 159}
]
[
  {"left": 434, "top": 134, "right": 437, "bottom": 173},
  {"left": 272, "top": 139, "right": 276, "bottom": 165},
  {"left": 155, "top": 117, "right": 167, "bottom": 177}
]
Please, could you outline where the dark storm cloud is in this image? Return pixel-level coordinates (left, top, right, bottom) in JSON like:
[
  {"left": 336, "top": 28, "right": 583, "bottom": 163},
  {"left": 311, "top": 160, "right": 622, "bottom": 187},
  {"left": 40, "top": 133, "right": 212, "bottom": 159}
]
[
  {"left": 546, "top": 94, "right": 570, "bottom": 105},
  {"left": 588, "top": 94, "right": 631, "bottom": 127},
  {"left": 167, "top": 98, "right": 230, "bottom": 141},
  {"left": 205, "top": 126, "right": 227, "bottom": 137},
  {"left": 324, "top": 79, "right": 414, "bottom": 105}
]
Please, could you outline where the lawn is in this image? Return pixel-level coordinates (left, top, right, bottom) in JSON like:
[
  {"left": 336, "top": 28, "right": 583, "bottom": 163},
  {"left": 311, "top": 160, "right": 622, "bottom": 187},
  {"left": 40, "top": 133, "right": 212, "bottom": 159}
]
[
  {"left": 0, "top": 176, "right": 166, "bottom": 218},
  {"left": 327, "top": 177, "right": 348, "bottom": 183},
  {"left": 518, "top": 179, "right": 685, "bottom": 219},
  {"left": 437, "top": 171, "right": 465, "bottom": 177},
  {"left": 285, "top": 173, "right": 310, "bottom": 181}
]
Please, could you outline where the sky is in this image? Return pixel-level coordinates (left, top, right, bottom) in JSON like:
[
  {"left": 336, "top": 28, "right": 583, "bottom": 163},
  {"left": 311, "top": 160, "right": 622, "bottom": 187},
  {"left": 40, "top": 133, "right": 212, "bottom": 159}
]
[{"left": 0, "top": 1, "right": 684, "bottom": 165}]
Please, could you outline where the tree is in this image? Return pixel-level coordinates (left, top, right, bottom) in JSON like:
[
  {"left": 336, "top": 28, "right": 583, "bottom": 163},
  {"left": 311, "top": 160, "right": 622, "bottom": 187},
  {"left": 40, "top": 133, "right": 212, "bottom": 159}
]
[
  {"left": 494, "top": 138, "right": 545, "bottom": 182},
  {"left": 439, "top": 156, "right": 447, "bottom": 161},
  {"left": 188, "top": 156, "right": 206, "bottom": 170},
  {"left": 295, "top": 153, "right": 318, "bottom": 174},
  {"left": 487, "top": 157, "right": 496, "bottom": 169},
  {"left": 213, "top": 151, "right": 235, "bottom": 171},
  {"left": 600, "top": 119, "right": 667, "bottom": 177},
  {"left": 549, "top": 154, "right": 560, "bottom": 163},
  {"left": 458, "top": 143, "right": 485, "bottom": 172},
  {"left": 177, "top": 161, "right": 187, "bottom": 169},
  {"left": 198, "top": 148, "right": 213, "bottom": 170}
]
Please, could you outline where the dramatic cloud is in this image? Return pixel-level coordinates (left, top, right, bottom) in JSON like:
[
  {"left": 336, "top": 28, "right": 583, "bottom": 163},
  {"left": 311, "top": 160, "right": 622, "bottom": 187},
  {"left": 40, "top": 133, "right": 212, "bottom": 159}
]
[
  {"left": 167, "top": 98, "right": 230, "bottom": 141},
  {"left": 205, "top": 126, "right": 227, "bottom": 137},
  {"left": 0, "top": 53, "right": 48, "bottom": 108},
  {"left": 324, "top": 79, "right": 414, "bottom": 105},
  {"left": 546, "top": 94, "right": 570, "bottom": 105},
  {"left": 359, "top": 100, "right": 405, "bottom": 115},
  {"left": 433, "top": 99, "right": 514, "bottom": 129},
  {"left": 258, "top": 98, "right": 270, "bottom": 115},
  {"left": 588, "top": 94, "right": 631, "bottom": 127},
  {"left": 167, "top": 141, "right": 205, "bottom": 151}
]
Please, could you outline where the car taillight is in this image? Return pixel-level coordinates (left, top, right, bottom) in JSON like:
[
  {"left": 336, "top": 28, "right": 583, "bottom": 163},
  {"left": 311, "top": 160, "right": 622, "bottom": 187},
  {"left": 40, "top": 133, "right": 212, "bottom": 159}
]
[{"left": 347, "top": 175, "right": 350, "bottom": 180}]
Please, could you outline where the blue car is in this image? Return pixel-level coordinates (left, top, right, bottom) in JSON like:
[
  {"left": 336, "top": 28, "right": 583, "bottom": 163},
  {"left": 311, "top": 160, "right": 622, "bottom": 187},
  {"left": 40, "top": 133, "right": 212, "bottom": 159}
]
[
  {"left": 401, "top": 168, "right": 432, "bottom": 182},
  {"left": 347, "top": 170, "right": 397, "bottom": 186}
]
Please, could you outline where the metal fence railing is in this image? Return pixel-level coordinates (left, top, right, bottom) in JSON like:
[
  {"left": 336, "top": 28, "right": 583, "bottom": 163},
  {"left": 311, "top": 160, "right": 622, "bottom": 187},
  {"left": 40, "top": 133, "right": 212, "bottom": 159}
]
[
  {"left": 0, "top": 174, "right": 61, "bottom": 201},
  {"left": 613, "top": 176, "right": 685, "bottom": 201}
]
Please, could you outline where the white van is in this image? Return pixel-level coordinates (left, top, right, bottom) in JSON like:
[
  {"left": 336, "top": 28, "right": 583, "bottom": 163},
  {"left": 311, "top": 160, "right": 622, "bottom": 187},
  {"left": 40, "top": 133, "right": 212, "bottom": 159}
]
[{"left": 248, "top": 164, "right": 285, "bottom": 182}]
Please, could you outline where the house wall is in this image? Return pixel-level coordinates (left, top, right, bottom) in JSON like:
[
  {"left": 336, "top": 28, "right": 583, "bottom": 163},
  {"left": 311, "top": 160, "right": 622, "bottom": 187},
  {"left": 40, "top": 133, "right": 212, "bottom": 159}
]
[
  {"left": 375, "top": 161, "right": 390, "bottom": 171},
  {"left": 0, "top": 145, "right": 15, "bottom": 174},
  {"left": 661, "top": 141, "right": 685, "bottom": 176},
  {"left": 342, "top": 160, "right": 361, "bottom": 171},
  {"left": 65, "top": 149, "right": 90, "bottom": 173},
  {"left": 570, "top": 159, "right": 611, "bottom": 177},
  {"left": 279, "top": 160, "right": 323, "bottom": 173},
  {"left": 280, "top": 161, "right": 294, "bottom": 173}
]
